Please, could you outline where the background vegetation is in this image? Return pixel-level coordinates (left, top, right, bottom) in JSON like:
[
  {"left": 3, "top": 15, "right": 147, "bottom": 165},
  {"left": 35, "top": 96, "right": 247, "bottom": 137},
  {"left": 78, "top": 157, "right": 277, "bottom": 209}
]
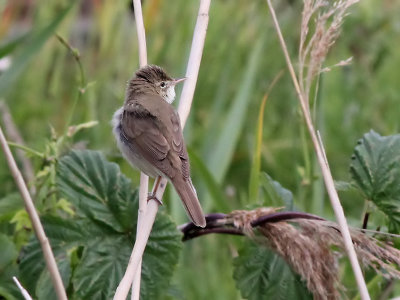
[{"left": 1, "top": 0, "right": 400, "bottom": 298}]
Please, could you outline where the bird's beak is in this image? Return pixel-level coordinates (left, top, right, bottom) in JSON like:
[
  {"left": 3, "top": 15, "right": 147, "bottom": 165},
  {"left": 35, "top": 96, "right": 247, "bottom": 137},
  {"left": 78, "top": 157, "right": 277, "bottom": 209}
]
[{"left": 173, "top": 77, "right": 187, "bottom": 85}]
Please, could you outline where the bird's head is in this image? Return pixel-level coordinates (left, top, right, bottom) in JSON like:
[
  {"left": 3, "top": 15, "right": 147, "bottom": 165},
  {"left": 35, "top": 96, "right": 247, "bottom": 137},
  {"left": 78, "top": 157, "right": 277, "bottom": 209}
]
[{"left": 134, "top": 65, "right": 186, "bottom": 103}]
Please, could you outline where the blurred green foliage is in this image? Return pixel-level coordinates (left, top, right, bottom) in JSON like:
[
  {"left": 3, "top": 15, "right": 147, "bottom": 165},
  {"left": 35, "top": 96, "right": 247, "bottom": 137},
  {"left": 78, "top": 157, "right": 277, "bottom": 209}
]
[{"left": 1, "top": 0, "right": 400, "bottom": 298}]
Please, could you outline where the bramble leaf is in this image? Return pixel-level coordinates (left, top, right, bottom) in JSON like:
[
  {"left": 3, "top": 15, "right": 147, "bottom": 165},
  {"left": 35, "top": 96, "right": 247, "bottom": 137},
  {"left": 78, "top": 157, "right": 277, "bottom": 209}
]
[
  {"left": 233, "top": 243, "right": 312, "bottom": 300},
  {"left": 19, "top": 150, "right": 181, "bottom": 299},
  {"left": 350, "top": 130, "right": 400, "bottom": 232}
]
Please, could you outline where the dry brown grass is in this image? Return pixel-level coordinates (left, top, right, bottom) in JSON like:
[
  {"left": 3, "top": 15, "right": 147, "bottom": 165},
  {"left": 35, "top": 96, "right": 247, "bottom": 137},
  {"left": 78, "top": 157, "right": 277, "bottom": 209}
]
[
  {"left": 265, "top": 0, "right": 368, "bottom": 296},
  {"left": 225, "top": 208, "right": 400, "bottom": 299},
  {"left": 299, "top": 0, "right": 359, "bottom": 100}
]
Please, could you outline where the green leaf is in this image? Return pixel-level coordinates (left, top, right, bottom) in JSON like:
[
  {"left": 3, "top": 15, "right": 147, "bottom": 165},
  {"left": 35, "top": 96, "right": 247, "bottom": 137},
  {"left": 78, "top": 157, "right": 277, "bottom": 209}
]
[
  {"left": 19, "top": 215, "right": 101, "bottom": 295},
  {"left": 233, "top": 244, "right": 312, "bottom": 300},
  {"left": 19, "top": 150, "right": 181, "bottom": 299},
  {"left": 0, "top": 33, "right": 29, "bottom": 59},
  {"left": 57, "top": 150, "right": 136, "bottom": 232},
  {"left": 0, "top": 4, "right": 73, "bottom": 97},
  {"left": 249, "top": 94, "right": 268, "bottom": 203},
  {"left": 10, "top": 210, "right": 31, "bottom": 231},
  {"left": 0, "top": 262, "right": 20, "bottom": 300},
  {"left": 350, "top": 130, "right": 400, "bottom": 232},
  {"left": 140, "top": 212, "right": 183, "bottom": 299},
  {"left": 72, "top": 235, "right": 128, "bottom": 299},
  {"left": 260, "top": 172, "right": 293, "bottom": 209},
  {"left": 36, "top": 255, "right": 71, "bottom": 300},
  {"left": 0, "top": 193, "right": 23, "bottom": 222},
  {"left": 0, "top": 234, "right": 17, "bottom": 270},
  {"left": 334, "top": 180, "right": 355, "bottom": 191},
  {"left": 18, "top": 216, "right": 82, "bottom": 294}
]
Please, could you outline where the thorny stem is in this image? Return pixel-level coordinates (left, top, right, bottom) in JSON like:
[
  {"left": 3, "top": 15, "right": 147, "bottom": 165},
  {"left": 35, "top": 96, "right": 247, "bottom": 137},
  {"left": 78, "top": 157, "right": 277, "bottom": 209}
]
[{"left": 265, "top": 0, "right": 370, "bottom": 299}]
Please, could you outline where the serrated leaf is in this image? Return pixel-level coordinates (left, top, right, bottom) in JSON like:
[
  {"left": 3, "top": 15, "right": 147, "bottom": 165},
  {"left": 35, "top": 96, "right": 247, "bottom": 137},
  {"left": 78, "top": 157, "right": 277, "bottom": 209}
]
[
  {"left": 55, "top": 198, "right": 75, "bottom": 216},
  {"left": 233, "top": 244, "right": 312, "bottom": 300},
  {"left": 57, "top": 150, "right": 136, "bottom": 232},
  {"left": 140, "top": 212, "right": 183, "bottom": 299},
  {"left": 20, "top": 150, "right": 182, "bottom": 299},
  {"left": 19, "top": 216, "right": 83, "bottom": 294},
  {"left": 72, "top": 235, "right": 129, "bottom": 299},
  {"left": 334, "top": 180, "right": 355, "bottom": 191},
  {"left": 260, "top": 172, "right": 293, "bottom": 209},
  {"left": 36, "top": 255, "right": 71, "bottom": 300},
  {"left": 350, "top": 130, "right": 400, "bottom": 232},
  {"left": 10, "top": 210, "right": 31, "bottom": 231}
]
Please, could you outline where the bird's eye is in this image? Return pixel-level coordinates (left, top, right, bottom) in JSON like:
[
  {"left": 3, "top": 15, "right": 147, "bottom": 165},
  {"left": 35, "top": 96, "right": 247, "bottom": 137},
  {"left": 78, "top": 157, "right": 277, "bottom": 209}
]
[{"left": 160, "top": 82, "right": 166, "bottom": 88}]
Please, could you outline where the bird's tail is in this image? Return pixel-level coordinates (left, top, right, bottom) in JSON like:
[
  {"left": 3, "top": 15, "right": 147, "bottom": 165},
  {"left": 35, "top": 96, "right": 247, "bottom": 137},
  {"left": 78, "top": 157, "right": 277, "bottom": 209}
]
[{"left": 171, "top": 177, "right": 206, "bottom": 228}]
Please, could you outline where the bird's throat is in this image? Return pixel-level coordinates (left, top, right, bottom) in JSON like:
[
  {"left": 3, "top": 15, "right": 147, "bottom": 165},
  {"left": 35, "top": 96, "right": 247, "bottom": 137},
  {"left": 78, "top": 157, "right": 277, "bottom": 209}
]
[{"left": 165, "top": 86, "right": 176, "bottom": 104}]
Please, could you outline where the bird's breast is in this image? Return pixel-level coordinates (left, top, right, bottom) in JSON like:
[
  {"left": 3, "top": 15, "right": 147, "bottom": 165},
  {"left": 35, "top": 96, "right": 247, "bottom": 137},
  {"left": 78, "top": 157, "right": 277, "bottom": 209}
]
[{"left": 112, "top": 106, "right": 162, "bottom": 178}]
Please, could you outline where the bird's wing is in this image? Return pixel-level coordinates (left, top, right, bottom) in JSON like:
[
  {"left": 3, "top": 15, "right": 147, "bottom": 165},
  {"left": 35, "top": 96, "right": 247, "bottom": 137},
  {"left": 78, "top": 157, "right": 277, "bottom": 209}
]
[
  {"left": 122, "top": 94, "right": 205, "bottom": 226},
  {"left": 169, "top": 110, "right": 190, "bottom": 180},
  {"left": 121, "top": 99, "right": 174, "bottom": 178}
]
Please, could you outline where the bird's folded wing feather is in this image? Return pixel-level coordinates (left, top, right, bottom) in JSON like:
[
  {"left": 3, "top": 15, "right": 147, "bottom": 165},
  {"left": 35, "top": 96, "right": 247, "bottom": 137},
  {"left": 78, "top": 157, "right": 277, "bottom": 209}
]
[{"left": 121, "top": 96, "right": 189, "bottom": 180}]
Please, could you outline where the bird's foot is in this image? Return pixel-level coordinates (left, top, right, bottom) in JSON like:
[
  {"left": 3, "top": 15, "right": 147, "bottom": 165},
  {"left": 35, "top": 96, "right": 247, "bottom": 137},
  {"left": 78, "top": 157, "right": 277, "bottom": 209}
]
[{"left": 147, "top": 193, "right": 163, "bottom": 205}]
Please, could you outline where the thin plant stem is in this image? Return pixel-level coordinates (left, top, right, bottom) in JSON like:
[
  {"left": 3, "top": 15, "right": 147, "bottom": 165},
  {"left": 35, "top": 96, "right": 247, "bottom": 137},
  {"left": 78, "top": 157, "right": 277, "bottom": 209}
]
[
  {"left": 56, "top": 34, "right": 87, "bottom": 132},
  {"left": 113, "top": 1, "right": 211, "bottom": 299},
  {"left": 0, "top": 126, "right": 67, "bottom": 300},
  {"left": 12, "top": 277, "right": 33, "bottom": 300},
  {"left": 0, "top": 101, "right": 36, "bottom": 195},
  {"left": 131, "top": 0, "right": 149, "bottom": 299},
  {"left": 265, "top": 0, "right": 370, "bottom": 299},
  {"left": 6, "top": 141, "right": 44, "bottom": 158},
  {"left": 56, "top": 34, "right": 86, "bottom": 88},
  {"left": 362, "top": 212, "right": 369, "bottom": 230},
  {"left": 249, "top": 70, "right": 284, "bottom": 202},
  {"left": 177, "top": 0, "right": 212, "bottom": 125}
]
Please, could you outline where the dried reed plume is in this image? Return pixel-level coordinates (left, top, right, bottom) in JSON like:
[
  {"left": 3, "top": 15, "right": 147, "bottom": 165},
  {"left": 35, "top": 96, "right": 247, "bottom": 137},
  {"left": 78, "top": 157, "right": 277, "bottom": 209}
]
[
  {"left": 182, "top": 208, "right": 400, "bottom": 300},
  {"left": 299, "top": 0, "right": 359, "bottom": 100},
  {"left": 266, "top": 0, "right": 368, "bottom": 296}
]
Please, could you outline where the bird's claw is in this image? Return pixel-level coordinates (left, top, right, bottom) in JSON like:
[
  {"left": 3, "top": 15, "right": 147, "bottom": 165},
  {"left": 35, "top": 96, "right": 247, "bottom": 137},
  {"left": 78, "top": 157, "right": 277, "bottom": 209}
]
[{"left": 147, "top": 193, "right": 163, "bottom": 205}]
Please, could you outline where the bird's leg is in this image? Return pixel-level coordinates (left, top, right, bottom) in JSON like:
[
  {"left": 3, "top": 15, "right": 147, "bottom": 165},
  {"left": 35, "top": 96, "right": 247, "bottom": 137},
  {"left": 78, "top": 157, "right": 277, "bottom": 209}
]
[{"left": 147, "top": 176, "right": 163, "bottom": 205}]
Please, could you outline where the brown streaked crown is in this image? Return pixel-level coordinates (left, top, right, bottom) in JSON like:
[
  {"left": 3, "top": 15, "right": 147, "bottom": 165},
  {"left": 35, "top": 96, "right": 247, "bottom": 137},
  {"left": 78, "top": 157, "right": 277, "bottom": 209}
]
[
  {"left": 125, "top": 65, "right": 173, "bottom": 101},
  {"left": 135, "top": 65, "right": 172, "bottom": 84}
]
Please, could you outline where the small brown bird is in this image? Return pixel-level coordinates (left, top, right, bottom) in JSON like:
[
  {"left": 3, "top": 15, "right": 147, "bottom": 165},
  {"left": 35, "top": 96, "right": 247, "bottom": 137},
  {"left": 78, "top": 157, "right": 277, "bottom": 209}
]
[{"left": 112, "top": 65, "right": 206, "bottom": 227}]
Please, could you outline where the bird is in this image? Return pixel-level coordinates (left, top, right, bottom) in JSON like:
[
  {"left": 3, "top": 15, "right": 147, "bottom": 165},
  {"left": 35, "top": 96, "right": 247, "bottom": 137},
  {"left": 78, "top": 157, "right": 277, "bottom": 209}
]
[{"left": 112, "top": 65, "right": 206, "bottom": 227}]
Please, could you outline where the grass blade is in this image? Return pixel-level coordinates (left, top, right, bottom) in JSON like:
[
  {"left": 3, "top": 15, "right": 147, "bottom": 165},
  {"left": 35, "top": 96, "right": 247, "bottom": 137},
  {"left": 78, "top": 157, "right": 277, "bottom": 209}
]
[
  {"left": 0, "top": 4, "right": 73, "bottom": 97},
  {"left": 0, "top": 33, "right": 29, "bottom": 59},
  {"left": 207, "top": 38, "right": 264, "bottom": 183},
  {"left": 248, "top": 71, "right": 283, "bottom": 202}
]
